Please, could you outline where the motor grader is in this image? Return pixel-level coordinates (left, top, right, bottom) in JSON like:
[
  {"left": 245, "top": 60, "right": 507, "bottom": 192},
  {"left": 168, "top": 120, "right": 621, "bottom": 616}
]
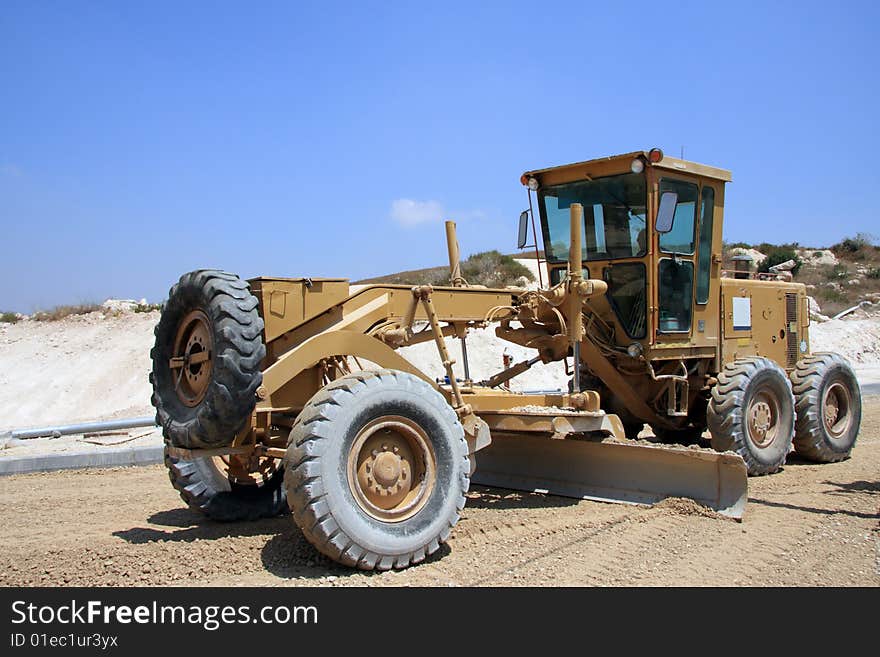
[{"left": 150, "top": 149, "right": 861, "bottom": 570}]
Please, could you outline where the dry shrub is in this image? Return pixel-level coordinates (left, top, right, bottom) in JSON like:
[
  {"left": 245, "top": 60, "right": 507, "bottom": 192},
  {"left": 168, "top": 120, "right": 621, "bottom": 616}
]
[{"left": 32, "top": 303, "right": 102, "bottom": 322}]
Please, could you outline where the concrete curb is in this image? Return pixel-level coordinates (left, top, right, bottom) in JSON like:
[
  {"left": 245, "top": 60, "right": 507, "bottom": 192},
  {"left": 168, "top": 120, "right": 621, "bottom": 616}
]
[{"left": 0, "top": 444, "right": 164, "bottom": 476}]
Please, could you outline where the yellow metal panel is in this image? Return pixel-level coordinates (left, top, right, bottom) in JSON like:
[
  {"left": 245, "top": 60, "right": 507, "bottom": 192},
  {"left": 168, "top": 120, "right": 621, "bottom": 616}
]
[
  {"left": 652, "top": 156, "right": 732, "bottom": 182},
  {"left": 260, "top": 329, "right": 433, "bottom": 402},
  {"left": 720, "top": 278, "right": 807, "bottom": 369},
  {"left": 462, "top": 390, "right": 601, "bottom": 413},
  {"left": 266, "top": 284, "right": 517, "bottom": 359},
  {"left": 249, "top": 277, "right": 350, "bottom": 343}
]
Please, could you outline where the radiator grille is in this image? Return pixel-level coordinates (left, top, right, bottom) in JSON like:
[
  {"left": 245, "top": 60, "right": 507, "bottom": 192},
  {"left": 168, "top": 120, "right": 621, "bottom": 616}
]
[{"left": 786, "top": 293, "right": 798, "bottom": 367}]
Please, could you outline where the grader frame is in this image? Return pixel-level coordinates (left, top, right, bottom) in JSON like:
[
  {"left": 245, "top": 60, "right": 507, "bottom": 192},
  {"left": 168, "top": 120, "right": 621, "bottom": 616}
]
[
  {"left": 166, "top": 266, "right": 747, "bottom": 517},
  {"left": 156, "top": 149, "right": 861, "bottom": 570},
  {"left": 165, "top": 179, "right": 750, "bottom": 518}
]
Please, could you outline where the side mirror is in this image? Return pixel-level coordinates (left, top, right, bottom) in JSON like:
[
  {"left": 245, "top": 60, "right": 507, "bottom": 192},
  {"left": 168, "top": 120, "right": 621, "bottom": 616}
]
[
  {"left": 517, "top": 210, "right": 530, "bottom": 249},
  {"left": 655, "top": 191, "right": 678, "bottom": 233}
]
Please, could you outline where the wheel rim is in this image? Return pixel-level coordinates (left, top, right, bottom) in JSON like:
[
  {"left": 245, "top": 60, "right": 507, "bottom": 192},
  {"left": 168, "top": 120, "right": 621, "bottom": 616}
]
[
  {"left": 213, "top": 454, "right": 279, "bottom": 487},
  {"left": 747, "top": 389, "right": 780, "bottom": 448},
  {"left": 822, "top": 381, "right": 853, "bottom": 439},
  {"left": 347, "top": 415, "right": 436, "bottom": 523},
  {"left": 170, "top": 309, "right": 213, "bottom": 407},
  {"left": 215, "top": 426, "right": 279, "bottom": 487}
]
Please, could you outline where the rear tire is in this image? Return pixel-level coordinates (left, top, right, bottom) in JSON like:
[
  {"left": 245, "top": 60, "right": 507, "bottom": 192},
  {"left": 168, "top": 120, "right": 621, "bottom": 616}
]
[
  {"left": 164, "top": 445, "right": 288, "bottom": 521},
  {"left": 285, "top": 370, "right": 469, "bottom": 570},
  {"left": 790, "top": 352, "right": 861, "bottom": 463},
  {"left": 150, "top": 270, "right": 265, "bottom": 448},
  {"left": 707, "top": 357, "right": 795, "bottom": 476}
]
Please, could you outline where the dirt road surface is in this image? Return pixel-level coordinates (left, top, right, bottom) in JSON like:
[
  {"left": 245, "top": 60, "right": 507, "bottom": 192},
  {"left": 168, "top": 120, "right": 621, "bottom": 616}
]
[{"left": 2, "top": 398, "right": 878, "bottom": 587}]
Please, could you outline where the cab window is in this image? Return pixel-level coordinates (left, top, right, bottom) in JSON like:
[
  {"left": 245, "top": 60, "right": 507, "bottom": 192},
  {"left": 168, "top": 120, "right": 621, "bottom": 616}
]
[
  {"left": 658, "top": 179, "right": 698, "bottom": 255},
  {"left": 604, "top": 262, "right": 647, "bottom": 338},
  {"left": 550, "top": 267, "right": 589, "bottom": 286},
  {"left": 696, "top": 186, "right": 715, "bottom": 304},
  {"left": 540, "top": 173, "right": 647, "bottom": 263},
  {"left": 658, "top": 259, "right": 693, "bottom": 332}
]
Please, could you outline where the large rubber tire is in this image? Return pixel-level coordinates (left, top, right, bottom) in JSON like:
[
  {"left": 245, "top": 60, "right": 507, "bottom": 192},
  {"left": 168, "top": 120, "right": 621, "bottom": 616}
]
[
  {"left": 150, "top": 270, "right": 266, "bottom": 448},
  {"left": 790, "top": 352, "right": 861, "bottom": 463},
  {"left": 285, "top": 370, "right": 469, "bottom": 570},
  {"left": 165, "top": 446, "right": 288, "bottom": 521},
  {"left": 707, "top": 357, "right": 795, "bottom": 476}
]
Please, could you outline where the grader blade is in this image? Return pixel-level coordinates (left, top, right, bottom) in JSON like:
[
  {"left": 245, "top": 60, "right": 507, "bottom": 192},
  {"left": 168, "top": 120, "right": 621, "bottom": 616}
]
[{"left": 471, "top": 434, "right": 748, "bottom": 519}]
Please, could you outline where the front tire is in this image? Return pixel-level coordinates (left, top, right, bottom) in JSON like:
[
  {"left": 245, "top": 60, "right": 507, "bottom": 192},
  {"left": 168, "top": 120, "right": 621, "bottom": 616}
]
[
  {"left": 285, "top": 370, "right": 469, "bottom": 570},
  {"left": 790, "top": 352, "right": 861, "bottom": 463},
  {"left": 707, "top": 357, "right": 795, "bottom": 476}
]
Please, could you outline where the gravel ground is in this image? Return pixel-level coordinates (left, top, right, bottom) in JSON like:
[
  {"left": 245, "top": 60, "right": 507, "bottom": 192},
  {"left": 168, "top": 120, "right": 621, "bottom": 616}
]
[
  {"left": 1, "top": 398, "right": 877, "bottom": 588},
  {"left": 1, "top": 301, "right": 878, "bottom": 587}
]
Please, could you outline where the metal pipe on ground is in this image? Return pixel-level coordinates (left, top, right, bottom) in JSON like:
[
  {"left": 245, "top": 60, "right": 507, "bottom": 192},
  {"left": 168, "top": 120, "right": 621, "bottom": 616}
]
[
  {"left": 832, "top": 301, "right": 872, "bottom": 321},
  {"left": 9, "top": 417, "right": 158, "bottom": 441}
]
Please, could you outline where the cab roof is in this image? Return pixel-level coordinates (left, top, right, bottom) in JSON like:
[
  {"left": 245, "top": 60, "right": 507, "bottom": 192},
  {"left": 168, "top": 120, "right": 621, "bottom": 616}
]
[{"left": 522, "top": 151, "right": 732, "bottom": 184}]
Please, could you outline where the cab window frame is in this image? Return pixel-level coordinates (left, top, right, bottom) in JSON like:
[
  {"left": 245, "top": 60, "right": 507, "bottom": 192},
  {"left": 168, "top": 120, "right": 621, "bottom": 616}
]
[
  {"left": 657, "top": 178, "right": 699, "bottom": 256},
  {"left": 695, "top": 184, "right": 715, "bottom": 305}
]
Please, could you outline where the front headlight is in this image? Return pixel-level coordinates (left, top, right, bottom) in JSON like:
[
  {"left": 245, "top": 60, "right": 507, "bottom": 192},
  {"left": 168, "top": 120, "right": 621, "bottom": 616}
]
[{"left": 627, "top": 342, "right": 643, "bottom": 359}]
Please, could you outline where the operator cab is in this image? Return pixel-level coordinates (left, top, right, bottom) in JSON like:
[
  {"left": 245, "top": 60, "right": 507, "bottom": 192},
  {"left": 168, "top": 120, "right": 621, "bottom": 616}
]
[{"left": 518, "top": 150, "right": 731, "bottom": 352}]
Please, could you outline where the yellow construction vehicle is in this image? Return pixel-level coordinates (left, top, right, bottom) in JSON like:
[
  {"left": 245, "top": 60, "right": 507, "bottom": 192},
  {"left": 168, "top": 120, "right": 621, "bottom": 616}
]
[{"left": 150, "top": 149, "right": 861, "bottom": 570}]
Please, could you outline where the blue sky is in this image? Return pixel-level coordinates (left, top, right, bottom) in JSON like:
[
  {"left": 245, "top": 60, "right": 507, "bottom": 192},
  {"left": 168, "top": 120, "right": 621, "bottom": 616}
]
[{"left": 1, "top": 1, "right": 878, "bottom": 312}]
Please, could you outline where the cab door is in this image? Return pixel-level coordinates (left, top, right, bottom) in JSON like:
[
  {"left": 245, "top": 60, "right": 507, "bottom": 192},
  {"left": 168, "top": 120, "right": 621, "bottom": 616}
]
[{"left": 654, "top": 177, "right": 699, "bottom": 338}]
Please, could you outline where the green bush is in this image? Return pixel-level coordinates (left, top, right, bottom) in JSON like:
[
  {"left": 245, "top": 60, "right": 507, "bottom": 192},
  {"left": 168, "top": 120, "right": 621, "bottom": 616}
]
[
  {"left": 758, "top": 244, "right": 802, "bottom": 276},
  {"left": 832, "top": 233, "right": 875, "bottom": 259},
  {"left": 134, "top": 302, "right": 163, "bottom": 313},
  {"left": 360, "top": 251, "right": 535, "bottom": 288},
  {"left": 827, "top": 264, "right": 849, "bottom": 280},
  {"left": 1, "top": 311, "right": 19, "bottom": 323},
  {"left": 461, "top": 251, "right": 535, "bottom": 287}
]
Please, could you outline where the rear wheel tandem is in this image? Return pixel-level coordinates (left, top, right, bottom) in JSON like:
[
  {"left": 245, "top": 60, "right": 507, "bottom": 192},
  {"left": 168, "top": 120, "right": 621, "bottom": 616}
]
[
  {"left": 707, "top": 357, "right": 796, "bottom": 476},
  {"left": 284, "top": 370, "right": 470, "bottom": 570},
  {"left": 790, "top": 352, "right": 861, "bottom": 463},
  {"left": 152, "top": 269, "right": 288, "bottom": 520}
]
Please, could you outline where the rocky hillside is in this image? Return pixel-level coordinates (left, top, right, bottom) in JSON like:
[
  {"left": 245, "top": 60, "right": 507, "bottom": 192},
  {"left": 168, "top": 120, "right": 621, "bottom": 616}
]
[{"left": 725, "top": 233, "right": 880, "bottom": 319}]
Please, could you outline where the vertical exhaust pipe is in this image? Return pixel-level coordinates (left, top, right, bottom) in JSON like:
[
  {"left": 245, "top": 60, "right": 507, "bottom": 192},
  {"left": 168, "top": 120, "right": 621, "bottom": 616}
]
[
  {"left": 445, "top": 220, "right": 465, "bottom": 287},
  {"left": 445, "top": 220, "right": 471, "bottom": 381},
  {"left": 568, "top": 203, "right": 583, "bottom": 393}
]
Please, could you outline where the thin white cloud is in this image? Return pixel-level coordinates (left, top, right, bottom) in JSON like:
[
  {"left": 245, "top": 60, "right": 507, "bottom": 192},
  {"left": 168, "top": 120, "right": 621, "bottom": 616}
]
[
  {"left": 0, "top": 164, "right": 22, "bottom": 177},
  {"left": 390, "top": 198, "right": 445, "bottom": 226}
]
